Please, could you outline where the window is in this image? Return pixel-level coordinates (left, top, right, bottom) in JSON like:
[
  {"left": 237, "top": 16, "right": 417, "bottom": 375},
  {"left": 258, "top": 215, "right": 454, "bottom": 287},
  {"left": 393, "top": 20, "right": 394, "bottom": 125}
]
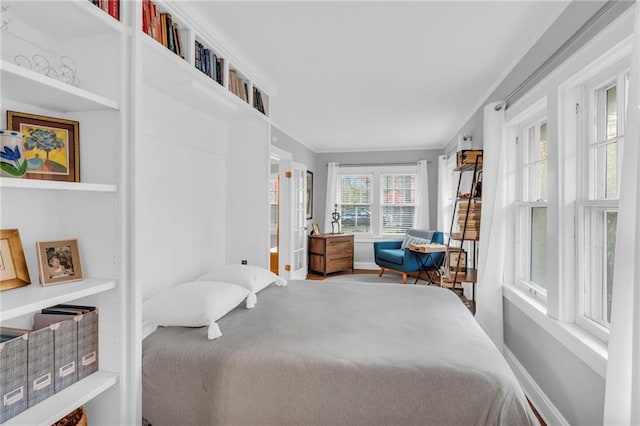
[
  {"left": 338, "top": 174, "right": 372, "bottom": 233},
  {"left": 381, "top": 174, "right": 416, "bottom": 234},
  {"left": 577, "top": 67, "right": 627, "bottom": 334},
  {"left": 515, "top": 115, "right": 548, "bottom": 299},
  {"left": 337, "top": 166, "right": 417, "bottom": 236}
]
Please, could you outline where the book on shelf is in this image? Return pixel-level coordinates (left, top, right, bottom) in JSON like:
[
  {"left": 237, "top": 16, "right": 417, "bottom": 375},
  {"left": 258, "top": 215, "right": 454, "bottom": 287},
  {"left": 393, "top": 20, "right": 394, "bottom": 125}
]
[
  {"left": 253, "top": 87, "right": 266, "bottom": 114},
  {"left": 90, "top": 0, "right": 119, "bottom": 21}
]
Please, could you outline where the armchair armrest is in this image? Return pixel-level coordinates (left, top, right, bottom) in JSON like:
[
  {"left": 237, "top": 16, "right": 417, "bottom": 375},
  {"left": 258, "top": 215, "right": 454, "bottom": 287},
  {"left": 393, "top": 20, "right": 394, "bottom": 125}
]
[{"left": 374, "top": 240, "right": 402, "bottom": 252}]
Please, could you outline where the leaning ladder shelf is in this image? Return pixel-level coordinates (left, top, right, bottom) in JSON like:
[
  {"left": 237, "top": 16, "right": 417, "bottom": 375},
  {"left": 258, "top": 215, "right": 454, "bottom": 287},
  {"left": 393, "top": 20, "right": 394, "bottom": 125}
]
[{"left": 441, "top": 151, "right": 483, "bottom": 314}]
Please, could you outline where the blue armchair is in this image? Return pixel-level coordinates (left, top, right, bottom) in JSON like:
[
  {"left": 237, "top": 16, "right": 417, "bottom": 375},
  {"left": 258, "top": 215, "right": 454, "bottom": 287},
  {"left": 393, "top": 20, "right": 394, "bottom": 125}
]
[{"left": 374, "top": 229, "right": 445, "bottom": 284}]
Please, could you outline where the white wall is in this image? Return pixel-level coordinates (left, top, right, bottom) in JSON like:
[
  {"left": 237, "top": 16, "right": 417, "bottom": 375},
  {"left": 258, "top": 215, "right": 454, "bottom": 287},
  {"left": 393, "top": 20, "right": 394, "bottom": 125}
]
[
  {"left": 225, "top": 118, "right": 271, "bottom": 268},
  {"left": 136, "top": 87, "right": 229, "bottom": 301}
]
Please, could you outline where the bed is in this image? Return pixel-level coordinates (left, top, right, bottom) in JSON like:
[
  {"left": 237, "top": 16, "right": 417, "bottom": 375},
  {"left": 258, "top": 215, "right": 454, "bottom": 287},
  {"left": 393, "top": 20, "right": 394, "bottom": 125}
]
[{"left": 142, "top": 279, "right": 538, "bottom": 425}]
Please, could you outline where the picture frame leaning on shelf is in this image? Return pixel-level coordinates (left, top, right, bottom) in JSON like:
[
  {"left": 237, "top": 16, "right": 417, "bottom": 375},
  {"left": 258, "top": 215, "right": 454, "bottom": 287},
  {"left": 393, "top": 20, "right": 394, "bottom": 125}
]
[
  {"left": 36, "top": 239, "right": 84, "bottom": 286},
  {"left": 0, "top": 229, "right": 31, "bottom": 291},
  {"left": 7, "top": 110, "right": 80, "bottom": 183}
]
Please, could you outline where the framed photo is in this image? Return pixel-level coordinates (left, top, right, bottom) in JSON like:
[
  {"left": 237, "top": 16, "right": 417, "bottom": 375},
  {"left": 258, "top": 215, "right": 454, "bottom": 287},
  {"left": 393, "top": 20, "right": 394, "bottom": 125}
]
[
  {"left": 311, "top": 223, "right": 321, "bottom": 235},
  {"left": 7, "top": 110, "right": 80, "bottom": 182},
  {"left": 447, "top": 248, "right": 467, "bottom": 273},
  {"left": 36, "top": 239, "right": 84, "bottom": 286},
  {"left": 306, "top": 170, "right": 313, "bottom": 220},
  {"left": 0, "top": 229, "right": 31, "bottom": 291}
]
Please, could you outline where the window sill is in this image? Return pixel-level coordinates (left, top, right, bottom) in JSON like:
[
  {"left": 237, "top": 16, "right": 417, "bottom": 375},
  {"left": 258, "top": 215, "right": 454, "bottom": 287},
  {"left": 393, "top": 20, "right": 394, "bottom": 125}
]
[{"left": 503, "top": 282, "right": 608, "bottom": 378}]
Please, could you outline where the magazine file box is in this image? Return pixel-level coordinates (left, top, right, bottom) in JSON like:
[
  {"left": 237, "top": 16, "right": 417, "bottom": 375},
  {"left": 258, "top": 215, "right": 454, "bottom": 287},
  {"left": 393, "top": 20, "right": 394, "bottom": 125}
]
[
  {"left": 33, "top": 316, "right": 77, "bottom": 393},
  {"left": 0, "top": 331, "right": 28, "bottom": 423},
  {"left": 33, "top": 310, "right": 98, "bottom": 381}
]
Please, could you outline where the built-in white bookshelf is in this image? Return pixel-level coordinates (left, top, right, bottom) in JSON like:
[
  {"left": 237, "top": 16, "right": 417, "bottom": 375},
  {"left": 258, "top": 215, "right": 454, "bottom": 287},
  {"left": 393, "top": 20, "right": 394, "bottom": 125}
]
[
  {"left": 2, "top": 0, "right": 275, "bottom": 423},
  {"left": 139, "top": 0, "right": 272, "bottom": 119},
  {"left": 0, "top": 0, "right": 130, "bottom": 424}
]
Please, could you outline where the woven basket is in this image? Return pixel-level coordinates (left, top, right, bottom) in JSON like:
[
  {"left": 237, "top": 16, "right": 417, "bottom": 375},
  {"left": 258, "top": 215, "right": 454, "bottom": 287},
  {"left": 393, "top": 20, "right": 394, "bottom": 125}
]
[{"left": 52, "top": 406, "right": 87, "bottom": 426}]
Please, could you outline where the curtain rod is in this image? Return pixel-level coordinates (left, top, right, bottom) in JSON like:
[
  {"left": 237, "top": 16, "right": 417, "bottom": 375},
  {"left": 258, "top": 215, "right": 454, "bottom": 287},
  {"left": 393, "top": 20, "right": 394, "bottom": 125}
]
[
  {"left": 331, "top": 161, "right": 432, "bottom": 167},
  {"left": 495, "top": 0, "right": 618, "bottom": 111}
]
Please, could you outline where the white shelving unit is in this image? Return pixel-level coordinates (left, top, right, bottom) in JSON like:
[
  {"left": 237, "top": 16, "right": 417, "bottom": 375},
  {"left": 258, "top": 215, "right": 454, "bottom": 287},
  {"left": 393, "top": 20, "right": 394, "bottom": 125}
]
[
  {"left": 1, "top": 0, "right": 131, "bottom": 424},
  {"left": 140, "top": 1, "right": 272, "bottom": 119}
]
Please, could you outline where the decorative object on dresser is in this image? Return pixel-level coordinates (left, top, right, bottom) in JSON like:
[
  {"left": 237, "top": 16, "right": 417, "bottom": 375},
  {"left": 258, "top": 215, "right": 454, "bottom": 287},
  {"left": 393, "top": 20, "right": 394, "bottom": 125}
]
[
  {"left": 330, "top": 204, "right": 341, "bottom": 234},
  {"left": 0, "top": 130, "right": 27, "bottom": 177},
  {"left": 311, "top": 223, "right": 321, "bottom": 235},
  {"left": 7, "top": 111, "right": 80, "bottom": 183},
  {"left": 35, "top": 239, "right": 84, "bottom": 286},
  {"left": 0, "top": 229, "right": 31, "bottom": 291},
  {"left": 308, "top": 233, "right": 354, "bottom": 276}
]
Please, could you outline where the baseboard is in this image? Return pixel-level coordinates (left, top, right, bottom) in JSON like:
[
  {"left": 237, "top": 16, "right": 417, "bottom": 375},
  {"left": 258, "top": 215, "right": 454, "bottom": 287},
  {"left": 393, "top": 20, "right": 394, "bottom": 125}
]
[
  {"left": 503, "top": 346, "right": 569, "bottom": 426},
  {"left": 354, "top": 262, "right": 378, "bottom": 270}
]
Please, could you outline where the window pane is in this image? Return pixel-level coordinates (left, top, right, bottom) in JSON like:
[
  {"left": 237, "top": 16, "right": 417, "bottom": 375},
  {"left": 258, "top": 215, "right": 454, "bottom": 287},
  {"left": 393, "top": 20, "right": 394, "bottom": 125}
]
[
  {"left": 382, "top": 206, "right": 415, "bottom": 234},
  {"left": 340, "top": 175, "right": 371, "bottom": 204},
  {"left": 606, "top": 86, "right": 617, "bottom": 139},
  {"left": 606, "top": 210, "right": 617, "bottom": 324},
  {"left": 382, "top": 174, "right": 416, "bottom": 235},
  {"left": 539, "top": 121, "right": 548, "bottom": 161},
  {"left": 340, "top": 205, "right": 371, "bottom": 233},
  {"left": 530, "top": 207, "right": 547, "bottom": 288},
  {"left": 606, "top": 141, "right": 618, "bottom": 198},
  {"left": 584, "top": 208, "right": 617, "bottom": 326}
]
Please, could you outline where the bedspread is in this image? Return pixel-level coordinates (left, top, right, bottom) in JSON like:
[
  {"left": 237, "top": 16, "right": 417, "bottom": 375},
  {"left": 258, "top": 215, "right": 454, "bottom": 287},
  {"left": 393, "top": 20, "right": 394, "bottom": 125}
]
[{"left": 142, "top": 280, "right": 538, "bottom": 426}]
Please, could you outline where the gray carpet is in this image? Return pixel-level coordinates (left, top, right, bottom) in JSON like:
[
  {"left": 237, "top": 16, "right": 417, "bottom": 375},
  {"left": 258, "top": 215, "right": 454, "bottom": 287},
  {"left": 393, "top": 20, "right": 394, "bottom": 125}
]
[{"left": 323, "top": 272, "right": 430, "bottom": 285}]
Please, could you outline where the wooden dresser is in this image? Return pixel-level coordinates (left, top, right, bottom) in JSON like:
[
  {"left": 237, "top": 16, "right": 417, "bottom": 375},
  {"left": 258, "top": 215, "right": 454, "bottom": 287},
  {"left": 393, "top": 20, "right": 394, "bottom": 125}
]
[{"left": 308, "top": 234, "right": 354, "bottom": 276}]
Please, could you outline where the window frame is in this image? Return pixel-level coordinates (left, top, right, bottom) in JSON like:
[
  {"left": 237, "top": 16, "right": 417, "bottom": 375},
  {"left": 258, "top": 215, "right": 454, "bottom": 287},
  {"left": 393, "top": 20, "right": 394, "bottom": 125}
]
[
  {"left": 336, "top": 165, "right": 417, "bottom": 238},
  {"left": 575, "top": 63, "right": 627, "bottom": 341},
  {"left": 513, "top": 110, "right": 549, "bottom": 303}
]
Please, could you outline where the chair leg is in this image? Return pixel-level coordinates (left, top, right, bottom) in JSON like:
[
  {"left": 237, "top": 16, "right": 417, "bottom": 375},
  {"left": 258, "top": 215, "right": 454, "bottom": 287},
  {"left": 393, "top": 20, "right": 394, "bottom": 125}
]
[
  {"left": 378, "top": 267, "right": 385, "bottom": 277},
  {"left": 401, "top": 273, "right": 408, "bottom": 284}
]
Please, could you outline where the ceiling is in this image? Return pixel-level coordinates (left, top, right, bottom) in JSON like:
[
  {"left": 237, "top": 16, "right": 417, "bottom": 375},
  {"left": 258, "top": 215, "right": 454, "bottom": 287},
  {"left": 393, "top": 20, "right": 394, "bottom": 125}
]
[{"left": 188, "top": 1, "right": 569, "bottom": 153}]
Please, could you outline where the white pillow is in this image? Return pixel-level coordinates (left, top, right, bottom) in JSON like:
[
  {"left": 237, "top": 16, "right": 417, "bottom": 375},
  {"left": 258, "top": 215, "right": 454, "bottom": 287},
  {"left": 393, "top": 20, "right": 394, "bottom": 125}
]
[
  {"left": 142, "top": 280, "right": 249, "bottom": 340},
  {"left": 199, "top": 264, "right": 287, "bottom": 295}
]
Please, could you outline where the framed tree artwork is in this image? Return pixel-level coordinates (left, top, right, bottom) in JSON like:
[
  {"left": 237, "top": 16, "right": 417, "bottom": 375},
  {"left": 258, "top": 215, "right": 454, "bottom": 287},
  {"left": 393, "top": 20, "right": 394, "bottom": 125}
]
[{"left": 7, "top": 110, "right": 80, "bottom": 182}]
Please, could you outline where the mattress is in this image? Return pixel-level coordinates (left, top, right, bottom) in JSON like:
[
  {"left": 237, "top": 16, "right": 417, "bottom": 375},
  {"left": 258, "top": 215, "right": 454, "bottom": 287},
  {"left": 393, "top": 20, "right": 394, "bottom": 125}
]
[{"left": 142, "top": 279, "right": 538, "bottom": 425}]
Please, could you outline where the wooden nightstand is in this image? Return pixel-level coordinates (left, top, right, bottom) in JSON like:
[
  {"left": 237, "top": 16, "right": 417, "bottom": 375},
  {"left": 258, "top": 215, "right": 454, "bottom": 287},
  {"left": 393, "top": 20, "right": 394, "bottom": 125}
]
[{"left": 308, "top": 234, "right": 354, "bottom": 276}]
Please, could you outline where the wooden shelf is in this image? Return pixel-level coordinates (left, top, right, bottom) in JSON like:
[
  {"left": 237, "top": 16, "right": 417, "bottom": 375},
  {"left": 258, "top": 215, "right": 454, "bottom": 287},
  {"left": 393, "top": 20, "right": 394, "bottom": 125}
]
[
  {"left": 0, "top": 278, "right": 117, "bottom": 322},
  {"left": 438, "top": 268, "right": 478, "bottom": 287},
  {"left": 4, "top": 371, "right": 118, "bottom": 426},
  {"left": 0, "top": 61, "right": 119, "bottom": 112},
  {"left": 454, "top": 163, "right": 483, "bottom": 172},
  {"left": 450, "top": 232, "right": 480, "bottom": 241},
  {"left": 0, "top": 177, "right": 117, "bottom": 193}
]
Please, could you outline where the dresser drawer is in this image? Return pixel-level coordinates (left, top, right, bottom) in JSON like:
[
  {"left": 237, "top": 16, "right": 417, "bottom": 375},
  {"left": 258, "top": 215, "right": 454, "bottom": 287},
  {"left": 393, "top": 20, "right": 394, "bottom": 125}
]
[
  {"left": 326, "top": 257, "right": 353, "bottom": 274},
  {"left": 326, "top": 237, "right": 353, "bottom": 256}
]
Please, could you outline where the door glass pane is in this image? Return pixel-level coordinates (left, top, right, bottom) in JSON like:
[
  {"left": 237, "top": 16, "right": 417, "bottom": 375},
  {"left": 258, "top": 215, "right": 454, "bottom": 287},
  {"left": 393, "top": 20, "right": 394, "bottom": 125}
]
[{"left": 530, "top": 207, "right": 547, "bottom": 288}]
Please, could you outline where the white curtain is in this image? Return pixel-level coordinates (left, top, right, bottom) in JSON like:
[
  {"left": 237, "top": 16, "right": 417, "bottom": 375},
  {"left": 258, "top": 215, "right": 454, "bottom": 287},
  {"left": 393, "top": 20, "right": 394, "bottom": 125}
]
[
  {"left": 603, "top": 5, "right": 640, "bottom": 424},
  {"left": 437, "top": 155, "right": 452, "bottom": 233},
  {"left": 476, "top": 102, "right": 508, "bottom": 351},
  {"left": 414, "top": 160, "right": 430, "bottom": 229},
  {"left": 324, "top": 162, "right": 339, "bottom": 233}
]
